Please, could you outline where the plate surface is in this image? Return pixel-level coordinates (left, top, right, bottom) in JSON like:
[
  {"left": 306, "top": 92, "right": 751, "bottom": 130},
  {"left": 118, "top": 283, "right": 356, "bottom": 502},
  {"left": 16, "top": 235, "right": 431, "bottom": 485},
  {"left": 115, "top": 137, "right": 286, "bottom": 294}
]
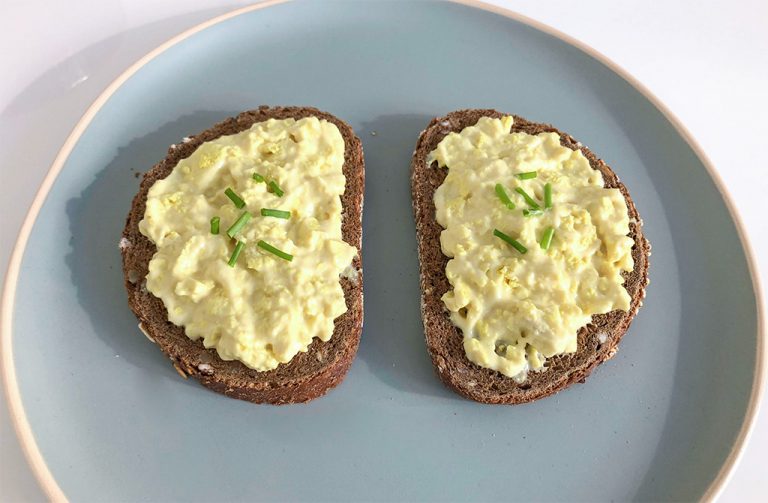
[{"left": 3, "top": 1, "right": 763, "bottom": 501}]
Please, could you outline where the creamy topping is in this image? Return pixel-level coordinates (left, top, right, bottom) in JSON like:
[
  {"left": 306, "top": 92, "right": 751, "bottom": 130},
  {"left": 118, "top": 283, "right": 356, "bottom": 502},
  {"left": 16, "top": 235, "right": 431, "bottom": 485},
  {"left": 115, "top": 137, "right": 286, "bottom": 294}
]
[
  {"left": 139, "top": 116, "right": 356, "bottom": 371},
  {"left": 429, "top": 116, "right": 633, "bottom": 379}
]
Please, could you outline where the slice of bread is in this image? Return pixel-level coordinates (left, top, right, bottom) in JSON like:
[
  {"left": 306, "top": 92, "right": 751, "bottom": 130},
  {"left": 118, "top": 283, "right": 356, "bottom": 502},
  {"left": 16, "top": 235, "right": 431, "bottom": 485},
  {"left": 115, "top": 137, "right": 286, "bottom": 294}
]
[
  {"left": 121, "top": 106, "right": 364, "bottom": 405},
  {"left": 411, "top": 109, "right": 650, "bottom": 404}
]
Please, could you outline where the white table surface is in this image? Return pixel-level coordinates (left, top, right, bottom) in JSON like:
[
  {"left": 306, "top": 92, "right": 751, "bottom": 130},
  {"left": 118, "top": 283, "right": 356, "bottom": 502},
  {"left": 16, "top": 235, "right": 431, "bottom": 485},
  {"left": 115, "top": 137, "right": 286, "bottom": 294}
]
[{"left": 1, "top": 1, "right": 766, "bottom": 501}]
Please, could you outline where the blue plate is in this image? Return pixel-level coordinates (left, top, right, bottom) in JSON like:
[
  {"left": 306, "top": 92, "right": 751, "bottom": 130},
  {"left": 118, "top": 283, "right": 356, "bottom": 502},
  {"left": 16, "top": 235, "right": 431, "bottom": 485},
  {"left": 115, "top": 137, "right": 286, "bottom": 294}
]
[{"left": 3, "top": 1, "right": 764, "bottom": 501}]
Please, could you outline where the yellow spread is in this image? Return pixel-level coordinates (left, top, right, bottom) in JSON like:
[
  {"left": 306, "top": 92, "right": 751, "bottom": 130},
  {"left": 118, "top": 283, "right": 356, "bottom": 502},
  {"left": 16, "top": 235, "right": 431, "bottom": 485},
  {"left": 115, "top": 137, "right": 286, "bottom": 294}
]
[
  {"left": 429, "top": 116, "right": 634, "bottom": 380},
  {"left": 138, "top": 117, "right": 356, "bottom": 371}
]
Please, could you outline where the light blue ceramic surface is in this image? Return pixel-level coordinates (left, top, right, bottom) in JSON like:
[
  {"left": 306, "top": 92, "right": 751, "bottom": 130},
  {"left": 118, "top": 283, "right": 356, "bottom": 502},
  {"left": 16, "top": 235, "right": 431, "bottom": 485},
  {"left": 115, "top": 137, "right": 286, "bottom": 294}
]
[{"left": 8, "top": 1, "right": 760, "bottom": 501}]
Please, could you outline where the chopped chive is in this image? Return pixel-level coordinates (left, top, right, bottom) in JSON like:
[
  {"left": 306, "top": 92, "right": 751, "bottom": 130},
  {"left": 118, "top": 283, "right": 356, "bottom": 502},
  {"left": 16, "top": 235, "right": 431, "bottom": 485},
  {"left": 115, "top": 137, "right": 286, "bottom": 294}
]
[
  {"left": 494, "top": 183, "right": 516, "bottom": 209},
  {"left": 514, "top": 187, "right": 541, "bottom": 210},
  {"left": 267, "top": 180, "right": 284, "bottom": 197},
  {"left": 544, "top": 183, "right": 553, "bottom": 209},
  {"left": 260, "top": 208, "right": 291, "bottom": 219},
  {"left": 540, "top": 227, "right": 555, "bottom": 250},
  {"left": 227, "top": 241, "right": 245, "bottom": 267},
  {"left": 224, "top": 188, "right": 246, "bottom": 209},
  {"left": 210, "top": 216, "right": 220, "bottom": 234},
  {"left": 522, "top": 209, "right": 544, "bottom": 217},
  {"left": 257, "top": 240, "right": 293, "bottom": 261},
  {"left": 226, "top": 211, "right": 252, "bottom": 238},
  {"left": 252, "top": 172, "right": 265, "bottom": 183},
  {"left": 516, "top": 171, "right": 538, "bottom": 180},
  {"left": 493, "top": 228, "right": 528, "bottom": 254}
]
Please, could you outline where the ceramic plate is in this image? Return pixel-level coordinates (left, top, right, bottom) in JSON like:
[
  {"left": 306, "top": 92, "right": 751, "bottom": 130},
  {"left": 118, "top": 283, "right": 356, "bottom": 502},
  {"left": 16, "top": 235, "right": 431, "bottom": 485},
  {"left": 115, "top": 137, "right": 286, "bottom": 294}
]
[{"left": 3, "top": 1, "right": 764, "bottom": 501}]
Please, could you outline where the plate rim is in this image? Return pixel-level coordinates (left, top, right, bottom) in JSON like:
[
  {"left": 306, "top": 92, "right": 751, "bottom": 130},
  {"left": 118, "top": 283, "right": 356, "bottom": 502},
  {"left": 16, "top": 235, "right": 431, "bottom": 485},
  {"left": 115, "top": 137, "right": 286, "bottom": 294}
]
[{"left": 2, "top": 1, "right": 764, "bottom": 501}]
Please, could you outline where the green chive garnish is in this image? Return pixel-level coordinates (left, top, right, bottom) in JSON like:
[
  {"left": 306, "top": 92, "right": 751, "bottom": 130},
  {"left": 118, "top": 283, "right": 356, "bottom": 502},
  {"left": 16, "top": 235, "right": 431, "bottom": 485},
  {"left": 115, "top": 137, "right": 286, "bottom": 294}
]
[
  {"left": 514, "top": 187, "right": 541, "bottom": 210},
  {"left": 516, "top": 171, "right": 538, "bottom": 180},
  {"left": 252, "top": 172, "right": 265, "bottom": 183},
  {"left": 522, "top": 209, "right": 543, "bottom": 217},
  {"left": 261, "top": 208, "right": 291, "bottom": 219},
  {"left": 257, "top": 240, "right": 293, "bottom": 261},
  {"left": 227, "top": 241, "right": 245, "bottom": 267},
  {"left": 267, "top": 180, "right": 284, "bottom": 197},
  {"left": 544, "top": 183, "right": 553, "bottom": 209},
  {"left": 494, "top": 183, "right": 516, "bottom": 209},
  {"left": 224, "top": 188, "right": 246, "bottom": 209},
  {"left": 210, "top": 216, "right": 220, "bottom": 234},
  {"left": 540, "top": 227, "right": 555, "bottom": 250},
  {"left": 493, "top": 229, "right": 528, "bottom": 254},
  {"left": 226, "top": 211, "right": 252, "bottom": 238}
]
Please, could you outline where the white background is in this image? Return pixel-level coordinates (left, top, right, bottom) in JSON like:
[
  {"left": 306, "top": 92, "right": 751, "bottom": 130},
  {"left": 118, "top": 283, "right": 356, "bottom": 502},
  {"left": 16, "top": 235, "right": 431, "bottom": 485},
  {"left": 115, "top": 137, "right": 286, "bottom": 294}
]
[{"left": 1, "top": 0, "right": 766, "bottom": 501}]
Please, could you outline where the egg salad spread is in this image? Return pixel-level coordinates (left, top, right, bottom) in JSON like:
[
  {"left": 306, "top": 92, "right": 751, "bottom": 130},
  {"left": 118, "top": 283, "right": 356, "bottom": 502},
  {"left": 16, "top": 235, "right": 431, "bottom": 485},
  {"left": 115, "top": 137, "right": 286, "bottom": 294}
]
[
  {"left": 139, "top": 116, "right": 356, "bottom": 371},
  {"left": 429, "top": 116, "right": 634, "bottom": 380}
]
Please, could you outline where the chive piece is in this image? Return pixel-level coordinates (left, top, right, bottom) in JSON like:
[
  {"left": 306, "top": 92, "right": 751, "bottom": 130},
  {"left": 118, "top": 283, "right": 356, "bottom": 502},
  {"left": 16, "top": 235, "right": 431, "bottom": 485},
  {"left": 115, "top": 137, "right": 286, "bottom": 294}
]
[
  {"left": 493, "top": 229, "right": 528, "bottom": 254},
  {"left": 226, "top": 211, "right": 252, "bottom": 238},
  {"left": 516, "top": 171, "right": 538, "bottom": 180},
  {"left": 261, "top": 208, "right": 291, "bottom": 219},
  {"left": 522, "top": 209, "right": 544, "bottom": 217},
  {"left": 544, "top": 183, "right": 553, "bottom": 209},
  {"left": 540, "top": 227, "right": 555, "bottom": 250},
  {"left": 494, "top": 183, "right": 516, "bottom": 209},
  {"left": 227, "top": 241, "right": 245, "bottom": 267},
  {"left": 210, "top": 216, "right": 220, "bottom": 235},
  {"left": 267, "top": 180, "right": 284, "bottom": 197},
  {"left": 514, "top": 187, "right": 541, "bottom": 210},
  {"left": 224, "top": 188, "right": 246, "bottom": 209},
  {"left": 258, "top": 240, "right": 293, "bottom": 261},
  {"left": 252, "top": 172, "right": 265, "bottom": 183}
]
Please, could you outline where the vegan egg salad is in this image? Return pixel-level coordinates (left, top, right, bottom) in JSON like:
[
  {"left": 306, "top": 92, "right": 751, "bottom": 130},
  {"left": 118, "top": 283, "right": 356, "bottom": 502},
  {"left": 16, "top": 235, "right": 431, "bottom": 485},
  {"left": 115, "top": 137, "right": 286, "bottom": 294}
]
[
  {"left": 138, "top": 117, "right": 356, "bottom": 371},
  {"left": 429, "top": 116, "right": 634, "bottom": 381}
]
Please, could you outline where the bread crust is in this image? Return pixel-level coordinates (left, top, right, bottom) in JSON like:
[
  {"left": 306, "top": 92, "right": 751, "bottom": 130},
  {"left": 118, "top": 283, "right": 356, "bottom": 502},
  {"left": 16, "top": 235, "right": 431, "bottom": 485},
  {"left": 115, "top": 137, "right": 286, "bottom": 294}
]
[
  {"left": 121, "top": 106, "right": 364, "bottom": 405},
  {"left": 411, "top": 109, "right": 650, "bottom": 404}
]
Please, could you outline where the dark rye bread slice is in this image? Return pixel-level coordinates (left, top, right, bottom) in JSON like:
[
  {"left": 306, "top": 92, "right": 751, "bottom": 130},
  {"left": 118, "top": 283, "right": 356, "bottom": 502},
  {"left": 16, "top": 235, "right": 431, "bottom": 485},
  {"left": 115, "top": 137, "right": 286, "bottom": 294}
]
[
  {"left": 121, "top": 106, "right": 364, "bottom": 405},
  {"left": 411, "top": 109, "right": 650, "bottom": 404}
]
